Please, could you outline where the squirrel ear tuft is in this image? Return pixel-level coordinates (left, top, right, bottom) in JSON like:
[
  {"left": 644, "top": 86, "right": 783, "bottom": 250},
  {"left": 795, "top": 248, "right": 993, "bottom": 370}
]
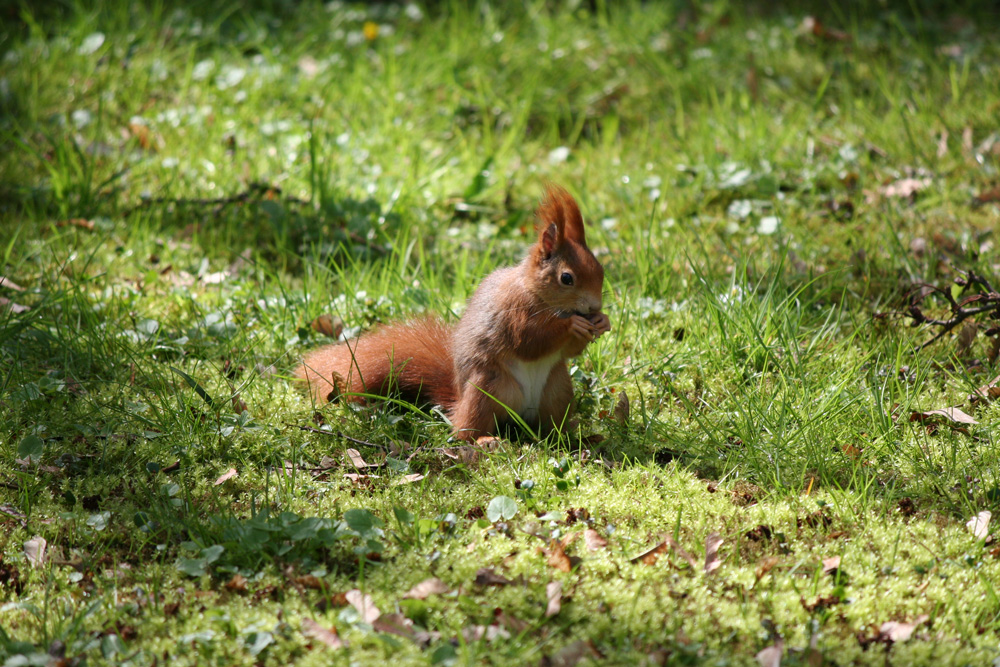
[{"left": 537, "top": 185, "right": 586, "bottom": 246}]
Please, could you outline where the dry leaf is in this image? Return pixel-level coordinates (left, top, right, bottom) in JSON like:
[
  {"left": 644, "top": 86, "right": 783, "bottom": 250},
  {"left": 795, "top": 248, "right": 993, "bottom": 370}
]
[
  {"left": 214, "top": 468, "right": 238, "bottom": 486},
  {"left": 614, "top": 390, "right": 630, "bottom": 426},
  {"left": 704, "top": 532, "right": 723, "bottom": 573},
  {"left": 631, "top": 534, "right": 697, "bottom": 567},
  {"left": 345, "top": 589, "right": 380, "bottom": 624},
  {"left": 200, "top": 271, "right": 229, "bottom": 284},
  {"left": 546, "top": 539, "right": 573, "bottom": 573},
  {"left": 822, "top": 556, "right": 841, "bottom": 574},
  {"left": 973, "top": 186, "right": 1000, "bottom": 206},
  {"left": 756, "top": 639, "right": 784, "bottom": 667},
  {"left": 373, "top": 613, "right": 416, "bottom": 639},
  {"left": 302, "top": 618, "right": 345, "bottom": 649},
  {"left": 755, "top": 556, "right": 780, "bottom": 580},
  {"left": 962, "top": 127, "right": 974, "bottom": 153},
  {"left": 0, "top": 297, "right": 30, "bottom": 313},
  {"left": 969, "top": 375, "right": 1000, "bottom": 406},
  {"left": 403, "top": 577, "right": 449, "bottom": 600},
  {"left": 841, "top": 443, "right": 863, "bottom": 459},
  {"left": 0, "top": 277, "right": 24, "bottom": 291},
  {"left": 56, "top": 218, "right": 95, "bottom": 231},
  {"left": 311, "top": 314, "right": 343, "bottom": 339},
  {"left": 583, "top": 529, "right": 608, "bottom": 551},
  {"left": 231, "top": 393, "right": 248, "bottom": 415},
  {"left": 343, "top": 473, "right": 374, "bottom": 488},
  {"left": 881, "top": 177, "right": 931, "bottom": 199},
  {"left": 956, "top": 321, "right": 978, "bottom": 355},
  {"left": 224, "top": 573, "right": 248, "bottom": 593},
  {"left": 910, "top": 407, "right": 978, "bottom": 425},
  {"left": 879, "top": 615, "right": 928, "bottom": 642},
  {"left": 473, "top": 568, "right": 513, "bottom": 587},
  {"left": 967, "top": 511, "right": 992, "bottom": 540},
  {"left": 545, "top": 581, "right": 562, "bottom": 618},
  {"left": 346, "top": 448, "right": 371, "bottom": 469},
  {"left": 23, "top": 536, "right": 46, "bottom": 568},
  {"left": 393, "top": 473, "right": 425, "bottom": 486},
  {"left": 937, "top": 131, "right": 949, "bottom": 158}
]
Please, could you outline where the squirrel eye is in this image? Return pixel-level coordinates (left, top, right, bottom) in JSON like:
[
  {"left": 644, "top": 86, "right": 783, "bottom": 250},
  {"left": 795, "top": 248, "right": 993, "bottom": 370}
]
[{"left": 560, "top": 272, "right": 574, "bottom": 286}]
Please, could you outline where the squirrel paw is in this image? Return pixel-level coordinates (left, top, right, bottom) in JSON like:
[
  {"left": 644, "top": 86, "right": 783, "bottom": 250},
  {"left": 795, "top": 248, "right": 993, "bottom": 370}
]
[
  {"left": 570, "top": 314, "right": 598, "bottom": 341},
  {"left": 588, "top": 312, "right": 611, "bottom": 336}
]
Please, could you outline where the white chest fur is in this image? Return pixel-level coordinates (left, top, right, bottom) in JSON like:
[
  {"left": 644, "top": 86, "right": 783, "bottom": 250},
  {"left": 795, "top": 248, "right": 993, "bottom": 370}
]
[{"left": 508, "top": 352, "right": 561, "bottom": 421}]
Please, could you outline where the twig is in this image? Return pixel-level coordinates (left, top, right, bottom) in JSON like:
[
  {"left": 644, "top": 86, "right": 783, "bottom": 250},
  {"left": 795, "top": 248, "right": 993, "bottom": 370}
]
[
  {"left": 907, "top": 268, "right": 1000, "bottom": 351},
  {"left": 124, "top": 181, "right": 310, "bottom": 217}
]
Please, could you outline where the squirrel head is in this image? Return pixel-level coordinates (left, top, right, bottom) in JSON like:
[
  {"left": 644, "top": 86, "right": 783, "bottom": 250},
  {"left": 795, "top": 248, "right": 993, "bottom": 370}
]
[{"left": 529, "top": 185, "right": 604, "bottom": 317}]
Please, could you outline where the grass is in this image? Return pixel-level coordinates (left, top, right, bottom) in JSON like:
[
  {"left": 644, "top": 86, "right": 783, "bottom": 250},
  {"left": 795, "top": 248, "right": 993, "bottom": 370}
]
[{"left": 2, "top": 0, "right": 1000, "bottom": 664}]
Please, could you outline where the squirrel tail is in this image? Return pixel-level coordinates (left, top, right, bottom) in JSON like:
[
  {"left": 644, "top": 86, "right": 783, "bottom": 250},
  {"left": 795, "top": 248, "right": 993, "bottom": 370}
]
[{"left": 295, "top": 316, "right": 456, "bottom": 409}]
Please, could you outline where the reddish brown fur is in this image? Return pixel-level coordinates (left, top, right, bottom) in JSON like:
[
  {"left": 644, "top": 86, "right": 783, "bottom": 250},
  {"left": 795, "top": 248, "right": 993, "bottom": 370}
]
[
  {"left": 295, "top": 316, "right": 455, "bottom": 407},
  {"left": 295, "top": 185, "right": 610, "bottom": 441}
]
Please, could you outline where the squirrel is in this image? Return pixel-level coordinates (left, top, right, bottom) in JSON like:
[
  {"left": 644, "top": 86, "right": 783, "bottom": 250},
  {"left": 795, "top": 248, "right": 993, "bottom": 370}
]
[{"left": 295, "top": 185, "right": 611, "bottom": 441}]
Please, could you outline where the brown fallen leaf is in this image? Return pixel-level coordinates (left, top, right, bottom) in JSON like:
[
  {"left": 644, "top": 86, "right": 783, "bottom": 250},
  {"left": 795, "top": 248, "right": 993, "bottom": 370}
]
[
  {"left": 881, "top": 177, "right": 931, "bottom": 199},
  {"left": 345, "top": 448, "right": 373, "bottom": 470},
  {"left": 393, "top": 473, "right": 425, "bottom": 486},
  {"left": 879, "top": 615, "right": 929, "bottom": 643},
  {"left": 293, "top": 574, "right": 326, "bottom": 590},
  {"left": 583, "top": 529, "right": 608, "bottom": 551},
  {"left": 0, "top": 277, "right": 24, "bottom": 291},
  {"left": 373, "top": 613, "right": 416, "bottom": 639},
  {"left": 404, "top": 577, "right": 449, "bottom": 600},
  {"left": 614, "top": 390, "right": 630, "bottom": 426},
  {"left": 311, "top": 314, "right": 344, "bottom": 339},
  {"left": 756, "top": 639, "right": 784, "bottom": 667},
  {"left": 546, "top": 538, "right": 574, "bottom": 573},
  {"left": 937, "top": 131, "right": 949, "bottom": 158},
  {"left": 343, "top": 473, "right": 374, "bottom": 489},
  {"left": 23, "top": 536, "right": 46, "bottom": 568},
  {"left": 704, "top": 532, "right": 724, "bottom": 573},
  {"left": 956, "top": 321, "right": 978, "bottom": 356},
  {"left": 969, "top": 375, "right": 1000, "bottom": 406},
  {"left": 910, "top": 407, "right": 978, "bottom": 425},
  {"left": 474, "top": 568, "right": 513, "bottom": 587},
  {"left": 545, "top": 581, "right": 562, "bottom": 618},
  {"left": 755, "top": 556, "right": 780, "bottom": 580},
  {"left": 345, "top": 589, "right": 380, "bottom": 624},
  {"left": 231, "top": 393, "right": 248, "bottom": 415},
  {"left": 224, "top": 573, "right": 248, "bottom": 593},
  {"left": 302, "top": 618, "right": 345, "bottom": 649},
  {"left": 967, "top": 511, "right": 992, "bottom": 540},
  {"left": 822, "top": 556, "right": 841, "bottom": 574},
  {"left": 200, "top": 271, "right": 229, "bottom": 285},
  {"left": 214, "top": 468, "right": 238, "bottom": 486},
  {"left": 973, "top": 186, "right": 1000, "bottom": 206},
  {"left": 56, "top": 218, "right": 95, "bottom": 231},
  {"left": 0, "top": 297, "right": 30, "bottom": 313},
  {"left": 631, "top": 534, "right": 697, "bottom": 568}
]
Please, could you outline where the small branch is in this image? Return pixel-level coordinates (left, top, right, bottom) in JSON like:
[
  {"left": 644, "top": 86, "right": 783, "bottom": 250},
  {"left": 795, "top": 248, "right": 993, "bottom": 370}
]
[{"left": 124, "top": 181, "right": 310, "bottom": 217}]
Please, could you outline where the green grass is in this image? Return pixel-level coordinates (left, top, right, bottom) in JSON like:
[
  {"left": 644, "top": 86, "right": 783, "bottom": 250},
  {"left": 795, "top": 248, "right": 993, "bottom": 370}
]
[{"left": 3, "top": 1, "right": 1000, "bottom": 665}]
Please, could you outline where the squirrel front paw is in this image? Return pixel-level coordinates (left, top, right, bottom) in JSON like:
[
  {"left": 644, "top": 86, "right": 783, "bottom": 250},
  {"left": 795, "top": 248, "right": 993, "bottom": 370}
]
[
  {"left": 569, "top": 314, "right": 597, "bottom": 341},
  {"left": 587, "top": 312, "right": 611, "bottom": 336}
]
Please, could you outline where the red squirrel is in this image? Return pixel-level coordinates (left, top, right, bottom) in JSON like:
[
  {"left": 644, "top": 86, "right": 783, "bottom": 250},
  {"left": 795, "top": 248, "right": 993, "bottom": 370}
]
[{"left": 295, "top": 185, "right": 611, "bottom": 440}]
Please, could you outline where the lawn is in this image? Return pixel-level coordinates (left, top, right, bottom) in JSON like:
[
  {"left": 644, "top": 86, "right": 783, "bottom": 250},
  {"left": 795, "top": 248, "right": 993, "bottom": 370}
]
[{"left": 2, "top": 1, "right": 1000, "bottom": 665}]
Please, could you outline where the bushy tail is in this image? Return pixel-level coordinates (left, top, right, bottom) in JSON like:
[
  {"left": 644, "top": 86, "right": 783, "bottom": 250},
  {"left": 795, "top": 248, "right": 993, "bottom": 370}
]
[{"left": 295, "top": 316, "right": 456, "bottom": 409}]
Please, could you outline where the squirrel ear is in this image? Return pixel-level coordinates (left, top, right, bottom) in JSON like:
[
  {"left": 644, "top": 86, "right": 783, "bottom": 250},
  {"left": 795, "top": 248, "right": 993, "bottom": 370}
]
[
  {"left": 539, "top": 222, "right": 559, "bottom": 257},
  {"left": 537, "top": 185, "right": 586, "bottom": 246}
]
